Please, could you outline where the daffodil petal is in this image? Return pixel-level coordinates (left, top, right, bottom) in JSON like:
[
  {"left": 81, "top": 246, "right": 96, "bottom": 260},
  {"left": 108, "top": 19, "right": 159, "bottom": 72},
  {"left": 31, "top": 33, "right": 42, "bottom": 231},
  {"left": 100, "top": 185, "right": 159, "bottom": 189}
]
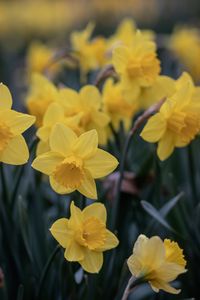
[
  {"left": 70, "top": 201, "right": 83, "bottom": 226},
  {"left": 50, "top": 218, "right": 70, "bottom": 248},
  {"left": 127, "top": 254, "right": 142, "bottom": 278},
  {"left": 155, "top": 262, "right": 186, "bottom": 282},
  {"left": 36, "top": 140, "right": 50, "bottom": 156},
  {"left": 0, "top": 135, "right": 29, "bottom": 165},
  {"left": 96, "top": 229, "right": 119, "bottom": 251},
  {"left": 84, "top": 149, "right": 118, "bottom": 178},
  {"left": 49, "top": 176, "right": 75, "bottom": 194},
  {"left": 112, "top": 46, "right": 129, "bottom": 73},
  {"left": 150, "top": 280, "right": 180, "bottom": 294},
  {"left": 32, "top": 152, "right": 64, "bottom": 175},
  {"left": 80, "top": 85, "right": 101, "bottom": 109},
  {"left": 64, "top": 240, "right": 84, "bottom": 261},
  {"left": 83, "top": 203, "right": 107, "bottom": 223},
  {"left": 73, "top": 130, "right": 98, "bottom": 159},
  {"left": 140, "top": 113, "right": 166, "bottom": 143},
  {"left": 157, "top": 132, "right": 175, "bottom": 161},
  {"left": 36, "top": 126, "right": 50, "bottom": 141},
  {"left": 80, "top": 250, "right": 103, "bottom": 273},
  {"left": 92, "top": 111, "right": 110, "bottom": 127},
  {"left": 49, "top": 123, "right": 77, "bottom": 155},
  {"left": 43, "top": 102, "right": 64, "bottom": 126},
  {"left": 0, "top": 83, "right": 12, "bottom": 110},
  {"left": 0, "top": 111, "right": 35, "bottom": 135},
  {"left": 77, "top": 171, "right": 97, "bottom": 199}
]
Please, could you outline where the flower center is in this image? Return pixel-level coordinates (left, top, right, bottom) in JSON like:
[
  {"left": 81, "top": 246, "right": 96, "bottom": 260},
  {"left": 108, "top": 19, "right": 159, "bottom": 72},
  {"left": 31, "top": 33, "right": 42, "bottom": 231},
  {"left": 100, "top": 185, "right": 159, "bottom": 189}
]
[
  {"left": 53, "top": 156, "right": 84, "bottom": 189},
  {"left": 75, "top": 217, "right": 106, "bottom": 250},
  {"left": 167, "top": 111, "right": 186, "bottom": 134},
  {"left": 164, "top": 239, "right": 186, "bottom": 267},
  {"left": 126, "top": 54, "right": 160, "bottom": 84},
  {"left": 0, "top": 122, "right": 13, "bottom": 152}
]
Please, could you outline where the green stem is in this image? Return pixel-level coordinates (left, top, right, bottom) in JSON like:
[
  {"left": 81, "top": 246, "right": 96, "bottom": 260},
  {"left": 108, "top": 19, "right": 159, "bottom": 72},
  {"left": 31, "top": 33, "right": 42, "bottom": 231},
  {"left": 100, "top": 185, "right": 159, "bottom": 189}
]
[
  {"left": 110, "top": 131, "right": 133, "bottom": 231},
  {"left": 0, "top": 163, "right": 9, "bottom": 203},
  {"left": 188, "top": 144, "right": 198, "bottom": 204},
  {"left": 37, "top": 245, "right": 61, "bottom": 299},
  {"left": 17, "top": 284, "right": 24, "bottom": 300},
  {"left": 110, "top": 97, "right": 166, "bottom": 231},
  {"left": 11, "top": 137, "right": 38, "bottom": 208},
  {"left": 121, "top": 276, "right": 141, "bottom": 300}
]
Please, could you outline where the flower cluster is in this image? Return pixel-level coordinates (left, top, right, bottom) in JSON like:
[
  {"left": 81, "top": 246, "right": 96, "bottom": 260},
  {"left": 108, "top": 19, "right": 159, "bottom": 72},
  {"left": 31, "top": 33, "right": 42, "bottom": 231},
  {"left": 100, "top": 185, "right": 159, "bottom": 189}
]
[{"left": 0, "top": 16, "right": 192, "bottom": 297}]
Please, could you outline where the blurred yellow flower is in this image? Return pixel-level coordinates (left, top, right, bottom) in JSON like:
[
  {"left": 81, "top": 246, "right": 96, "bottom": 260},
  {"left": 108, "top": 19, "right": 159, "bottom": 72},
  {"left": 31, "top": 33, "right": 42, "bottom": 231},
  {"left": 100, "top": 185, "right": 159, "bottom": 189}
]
[
  {"left": 70, "top": 23, "right": 107, "bottom": 80},
  {"left": 50, "top": 201, "right": 119, "bottom": 273},
  {"left": 0, "top": 83, "right": 35, "bottom": 165},
  {"left": 59, "top": 85, "right": 110, "bottom": 144},
  {"left": 170, "top": 27, "right": 200, "bottom": 82},
  {"left": 138, "top": 75, "right": 175, "bottom": 110},
  {"left": 26, "top": 73, "right": 59, "bottom": 127},
  {"left": 102, "top": 78, "right": 138, "bottom": 131},
  {"left": 36, "top": 102, "right": 82, "bottom": 155},
  {"left": 32, "top": 124, "right": 118, "bottom": 199},
  {"left": 127, "top": 234, "right": 187, "bottom": 294},
  {"left": 112, "top": 31, "right": 160, "bottom": 100},
  {"left": 26, "top": 41, "right": 60, "bottom": 76},
  {"left": 141, "top": 72, "right": 200, "bottom": 160},
  {"left": 107, "top": 18, "right": 155, "bottom": 50}
]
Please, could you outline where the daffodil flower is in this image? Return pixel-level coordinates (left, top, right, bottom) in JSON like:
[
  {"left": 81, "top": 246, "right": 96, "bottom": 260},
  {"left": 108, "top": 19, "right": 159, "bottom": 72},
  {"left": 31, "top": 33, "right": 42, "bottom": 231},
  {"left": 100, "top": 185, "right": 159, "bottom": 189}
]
[
  {"left": 50, "top": 201, "right": 119, "bottom": 273},
  {"left": 0, "top": 83, "right": 35, "bottom": 165},
  {"left": 141, "top": 72, "right": 200, "bottom": 160},
  {"left": 127, "top": 234, "right": 187, "bottom": 294},
  {"left": 32, "top": 124, "right": 118, "bottom": 199}
]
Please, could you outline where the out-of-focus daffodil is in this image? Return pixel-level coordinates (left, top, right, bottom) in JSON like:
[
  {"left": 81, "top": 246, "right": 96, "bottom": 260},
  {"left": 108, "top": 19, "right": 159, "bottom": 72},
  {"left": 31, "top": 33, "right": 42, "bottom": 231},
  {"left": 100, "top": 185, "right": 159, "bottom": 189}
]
[
  {"left": 70, "top": 23, "right": 107, "bottom": 81},
  {"left": 26, "top": 41, "right": 60, "bottom": 77},
  {"left": 36, "top": 102, "right": 82, "bottom": 155},
  {"left": 112, "top": 31, "right": 160, "bottom": 101},
  {"left": 107, "top": 18, "right": 155, "bottom": 50},
  {"left": 26, "top": 73, "right": 59, "bottom": 127},
  {"left": 170, "top": 27, "right": 200, "bottom": 82},
  {"left": 50, "top": 201, "right": 119, "bottom": 273},
  {"left": 102, "top": 78, "right": 138, "bottom": 130},
  {"left": 59, "top": 85, "right": 110, "bottom": 144},
  {"left": 141, "top": 72, "right": 200, "bottom": 160},
  {"left": 127, "top": 234, "right": 187, "bottom": 294},
  {"left": 0, "top": 83, "right": 35, "bottom": 165},
  {"left": 32, "top": 124, "right": 118, "bottom": 199},
  {"left": 138, "top": 75, "right": 175, "bottom": 109}
]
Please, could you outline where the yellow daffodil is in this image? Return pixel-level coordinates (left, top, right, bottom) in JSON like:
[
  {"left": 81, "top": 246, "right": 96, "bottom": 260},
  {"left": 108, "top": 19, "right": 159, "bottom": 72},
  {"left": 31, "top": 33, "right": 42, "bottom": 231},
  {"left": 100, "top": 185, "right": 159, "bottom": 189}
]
[
  {"left": 127, "top": 234, "right": 187, "bottom": 294},
  {"left": 170, "top": 27, "right": 200, "bottom": 82},
  {"left": 0, "top": 83, "right": 35, "bottom": 165},
  {"left": 102, "top": 78, "right": 138, "bottom": 130},
  {"left": 50, "top": 201, "right": 119, "bottom": 273},
  {"left": 107, "top": 18, "right": 155, "bottom": 50},
  {"left": 32, "top": 124, "right": 118, "bottom": 199},
  {"left": 138, "top": 75, "right": 175, "bottom": 110},
  {"left": 59, "top": 85, "right": 110, "bottom": 144},
  {"left": 26, "top": 41, "right": 59, "bottom": 76},
  {"left": 112, "top": 31, "right": 160, "bottom": 101},
  {"left": 36, "top": 102, "right": 82, "bottom": 155},
  {"left": 26, "top": 73, "right": 59, "bottom": 127},
  {"left": 70, "top": 23, "right": 107, "bottom": 81},
  {"left": 140, "top": 72, "right": 200, "bottom": 160}
]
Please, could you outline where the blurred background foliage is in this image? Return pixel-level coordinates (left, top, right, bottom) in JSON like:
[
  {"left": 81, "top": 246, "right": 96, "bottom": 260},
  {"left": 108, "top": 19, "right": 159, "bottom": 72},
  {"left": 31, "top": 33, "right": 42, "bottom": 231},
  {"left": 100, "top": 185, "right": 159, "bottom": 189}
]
[{"left": 0, "top": 0, "right": 200, "bottom": 300}]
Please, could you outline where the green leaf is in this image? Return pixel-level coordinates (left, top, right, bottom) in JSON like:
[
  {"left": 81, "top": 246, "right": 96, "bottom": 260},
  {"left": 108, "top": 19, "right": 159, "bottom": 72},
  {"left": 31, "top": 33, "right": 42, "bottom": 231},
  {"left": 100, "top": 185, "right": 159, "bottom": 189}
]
[
  {"left": 141, "top": 200, "right": 175, "bottom": 232},
  {"left": 160, "top": 192, "right": 184, "bottom": 217},
  {"left": 17, "top": 196, "right": 33, "bottom": 262}
]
